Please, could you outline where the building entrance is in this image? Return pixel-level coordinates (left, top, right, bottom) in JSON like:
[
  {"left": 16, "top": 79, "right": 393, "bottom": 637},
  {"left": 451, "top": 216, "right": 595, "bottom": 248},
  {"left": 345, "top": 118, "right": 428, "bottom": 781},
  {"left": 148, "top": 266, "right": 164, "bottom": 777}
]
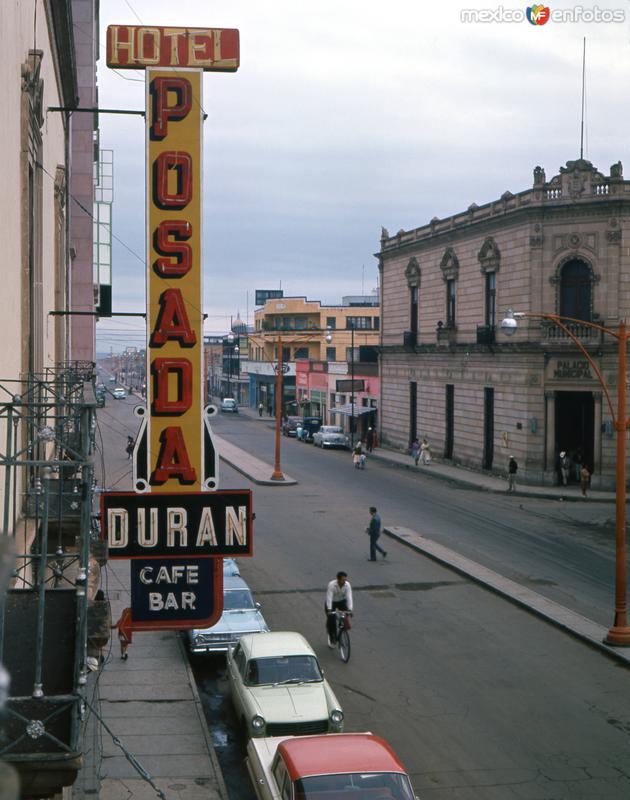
[{"left": 555, "top": 391, "right": 594, "bottom": 480}]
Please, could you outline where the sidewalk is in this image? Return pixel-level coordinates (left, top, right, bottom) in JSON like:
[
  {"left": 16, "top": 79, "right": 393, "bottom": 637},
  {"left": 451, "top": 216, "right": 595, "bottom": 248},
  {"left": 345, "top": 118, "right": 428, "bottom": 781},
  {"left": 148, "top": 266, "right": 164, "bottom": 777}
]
[
  {"left": 74, "top": 398, "right": 228, "bottom": 800},
  {"left": 232, "top": 404, "right": 616, "bottom": 501}
]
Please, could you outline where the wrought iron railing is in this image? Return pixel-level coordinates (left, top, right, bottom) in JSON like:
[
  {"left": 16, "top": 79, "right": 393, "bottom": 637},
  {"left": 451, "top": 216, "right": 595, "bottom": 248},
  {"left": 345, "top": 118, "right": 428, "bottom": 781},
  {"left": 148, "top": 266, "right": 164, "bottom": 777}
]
[{"left": 0, "top": 363, "right": 98, "bottom": 794}]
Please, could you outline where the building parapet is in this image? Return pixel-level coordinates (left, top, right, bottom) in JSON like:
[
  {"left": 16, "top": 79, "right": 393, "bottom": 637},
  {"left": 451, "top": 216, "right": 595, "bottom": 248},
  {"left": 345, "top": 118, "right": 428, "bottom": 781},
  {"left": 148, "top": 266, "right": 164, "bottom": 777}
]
[{"left": 380, "top": 159, "right": 630, "bottom": 253}]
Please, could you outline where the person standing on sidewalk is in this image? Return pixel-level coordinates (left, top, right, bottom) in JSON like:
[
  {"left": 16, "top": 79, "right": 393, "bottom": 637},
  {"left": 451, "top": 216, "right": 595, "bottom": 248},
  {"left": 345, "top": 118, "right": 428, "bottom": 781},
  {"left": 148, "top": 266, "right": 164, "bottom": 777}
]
[
  {"left": 580, "top": 464, "right": 590, "bottom": 498},
  {"left": 258, "top": 402, "right": 263, "bottom": 417},
  {"left": 419, "top": 438, "right": 431, "bottom": 465},
  {"left": 559, "top": 451, "right": 570, "bottom": 486},
  {"left": 507, "top": 455, "right": 518, "bottom": 492},
  {"left": 366, "top": 506, "right": 387, "bottom": 561},
  {"left": 410, "top": 438, "right": 420, "bottom": 466}
]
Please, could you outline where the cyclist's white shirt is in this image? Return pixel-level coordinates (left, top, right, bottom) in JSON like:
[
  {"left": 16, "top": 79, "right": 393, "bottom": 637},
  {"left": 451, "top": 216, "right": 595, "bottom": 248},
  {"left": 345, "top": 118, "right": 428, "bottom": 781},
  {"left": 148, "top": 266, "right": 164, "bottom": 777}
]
[{"left": 326, "top": 579, "right": 353, "bottom": 612}]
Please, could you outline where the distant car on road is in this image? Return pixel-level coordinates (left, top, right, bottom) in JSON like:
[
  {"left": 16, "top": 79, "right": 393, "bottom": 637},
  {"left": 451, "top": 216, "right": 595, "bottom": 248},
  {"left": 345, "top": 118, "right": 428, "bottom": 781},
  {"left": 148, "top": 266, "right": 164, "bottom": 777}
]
[
  {"left": 112, "top": 387, "right": 127, "bottom": 399},
  {"left": 300, "top": 416, "right": 323, "bottom": 443},
  {"left": 95, "top": 385, "right": 106, "bottom": 407},
  {"left": 313, "top": 426, "right": 350, "bottom": 449},
  {"left": 282, "top": 416, "right": 301, "bottom": 437},
  {"left": 246, "top": 733, "right": 418, "bottom": 800},
  {"left": 227, "top": 631, "right": 344, "bottom": 739},
  {"left": 221, "top": 398, "right": 238, "bottom": 413},
  {"left": 188, "top": 576, "right": 269, "bottom": 655}
]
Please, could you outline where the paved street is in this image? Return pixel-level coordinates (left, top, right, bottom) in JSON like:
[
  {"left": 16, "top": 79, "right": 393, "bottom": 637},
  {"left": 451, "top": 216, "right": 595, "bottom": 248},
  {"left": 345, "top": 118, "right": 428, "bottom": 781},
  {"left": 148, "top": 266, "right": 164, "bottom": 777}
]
[
  {"left": 209, "top": 410, "right": 630, "bottom": 799},
  {"left": 95, "top": 395, "right": 630, "bottom": 799}
]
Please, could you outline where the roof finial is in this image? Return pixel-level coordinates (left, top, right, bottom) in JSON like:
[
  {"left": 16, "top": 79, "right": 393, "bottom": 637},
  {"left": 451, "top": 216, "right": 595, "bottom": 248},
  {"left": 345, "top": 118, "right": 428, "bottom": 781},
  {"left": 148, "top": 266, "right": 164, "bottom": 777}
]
[{"left": 580, "top": 37, "right": 586, "bottom": 160}]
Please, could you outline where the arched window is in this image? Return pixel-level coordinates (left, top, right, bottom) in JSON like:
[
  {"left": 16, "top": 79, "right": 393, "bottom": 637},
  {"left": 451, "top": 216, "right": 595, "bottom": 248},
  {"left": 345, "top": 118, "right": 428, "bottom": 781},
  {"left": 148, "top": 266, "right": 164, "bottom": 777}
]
[{"left": 559, "top": 259, "right": 591, "bottom": 321}]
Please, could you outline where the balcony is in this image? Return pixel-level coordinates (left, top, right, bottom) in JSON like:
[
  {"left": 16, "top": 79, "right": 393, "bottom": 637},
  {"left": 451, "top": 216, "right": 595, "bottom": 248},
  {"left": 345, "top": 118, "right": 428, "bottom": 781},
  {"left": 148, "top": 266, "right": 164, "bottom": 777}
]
[
  {"left": 436, "top": 324, "right": 457, "bottom": 344},
  {"left": 0, "top": 365, "right": 102, "bottom": 797},
  {"left": 403, "top": 331, "right": 417, "bottom": 348},
  {"left": 541, "top": 319, "right": 601, "bottom": 343},
  {"left": 476, "top": 325, "right": 496, "bottom": 345}
]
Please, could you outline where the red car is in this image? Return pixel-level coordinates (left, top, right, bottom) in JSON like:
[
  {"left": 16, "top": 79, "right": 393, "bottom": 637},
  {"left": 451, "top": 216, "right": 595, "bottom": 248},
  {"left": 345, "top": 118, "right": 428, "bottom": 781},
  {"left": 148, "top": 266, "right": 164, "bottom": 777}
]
[{"left": 247, "top": 733, "right": 418, "bottom": 800}]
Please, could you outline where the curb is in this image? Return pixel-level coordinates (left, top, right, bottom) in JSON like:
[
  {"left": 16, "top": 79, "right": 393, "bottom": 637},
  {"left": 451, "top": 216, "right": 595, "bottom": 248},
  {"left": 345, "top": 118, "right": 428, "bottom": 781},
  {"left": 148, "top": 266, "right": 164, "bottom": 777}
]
[
  {"left": 176, "top": 633, "right": 230, "bottom": 800},
  {"left": 383, "top": 525, "right": 630, "bottom": 667},
  {"left": 219, "top": 454, "right": 298, "bottom": 486}
]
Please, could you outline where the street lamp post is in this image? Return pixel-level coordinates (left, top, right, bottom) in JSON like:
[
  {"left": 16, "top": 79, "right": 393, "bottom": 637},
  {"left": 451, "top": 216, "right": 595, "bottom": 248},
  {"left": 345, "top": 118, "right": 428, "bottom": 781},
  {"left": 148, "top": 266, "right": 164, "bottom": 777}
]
[
  {"left": 501, "top": 308, "right": 630, "bottom": 646},
  {"left": 271, "top": 336, "right": 285, "bottom": 481},
  {"left": 226, "top": 333, "right": 235, "bottom": 398}
]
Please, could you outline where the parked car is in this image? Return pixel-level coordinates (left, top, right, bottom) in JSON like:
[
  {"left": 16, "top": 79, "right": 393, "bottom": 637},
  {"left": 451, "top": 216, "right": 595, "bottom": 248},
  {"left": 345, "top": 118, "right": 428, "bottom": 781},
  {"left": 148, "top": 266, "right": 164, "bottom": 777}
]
[
  {"left": 313, "top": 426, "right": 350, "bottom": 449},
  {"left": 188, "top": 576, "right": 269, "bottom": 655},
  {"left": 246, "top": 733, "right": 418, "bottom": 800},
  {"left": 227, "top": 631, "right": 344, "bottom": 738},
  {"left": 112, "top": 387, "right": 127, "bottom": 399},
  {"left": 221, "top": 398, "right": 238, "bottom": 413},
  {"left": 282, "top": 416, "right": 301, "bottom": 436},
  {"left": 300, "top": 416, "right": 323, "bottom": 443},
  {"left": 223, "top": 557, "right": 240, "bottom": 576},
  {"left": 95, "top": 385, "right": 106, "bottom": 407}
]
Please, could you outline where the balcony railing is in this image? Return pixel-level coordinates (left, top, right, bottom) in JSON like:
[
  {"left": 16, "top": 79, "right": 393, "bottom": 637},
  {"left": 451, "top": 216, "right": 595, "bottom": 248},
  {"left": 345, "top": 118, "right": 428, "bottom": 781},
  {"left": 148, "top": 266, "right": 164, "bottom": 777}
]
[
  {"left": 541, "top": 319, "right": 600, "bottom": 342},
  {"left": 476, "top": 325, "right": 496, "bottom": 345},
  {"left": 0, "top": 364, "right": 101, "bottom": 795}
]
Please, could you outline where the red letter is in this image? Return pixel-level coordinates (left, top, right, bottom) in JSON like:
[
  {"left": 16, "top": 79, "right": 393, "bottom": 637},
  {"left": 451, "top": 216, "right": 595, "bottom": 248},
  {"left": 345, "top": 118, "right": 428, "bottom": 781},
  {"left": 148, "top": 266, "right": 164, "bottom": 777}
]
[
  {"left": 150, "top": 77, "right": 192, "bottom": 139},
  {"left": 153, "top": 151, "right": 192, "bottom": 209},
  {"left": 150, "top": 289, "right": 197, "bottom": 348},
  {"left": 153, "top": 220, "right": 192, "bottom": 277},
  {"left": 150, "top": 427, "right": 197, "bottom": 485},
  {"left": 152, "top": 358, "right": 193, "bottom": 415}
]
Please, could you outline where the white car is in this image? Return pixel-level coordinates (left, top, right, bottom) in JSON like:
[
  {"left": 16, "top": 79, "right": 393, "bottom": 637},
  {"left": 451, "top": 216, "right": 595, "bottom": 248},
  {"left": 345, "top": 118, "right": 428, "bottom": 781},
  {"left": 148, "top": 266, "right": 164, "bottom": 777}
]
[
  {"left": 313, "top": 426, "right": 350, "bottom": 449},
  {"left": 227, "top": 631, "right": 344, "bottom": 738},
  {"left": 112, "top": 387, "right": 127, "bottom": 399},
  {"left": 221, "top": 398, "right": 238, "bottom": 413}
]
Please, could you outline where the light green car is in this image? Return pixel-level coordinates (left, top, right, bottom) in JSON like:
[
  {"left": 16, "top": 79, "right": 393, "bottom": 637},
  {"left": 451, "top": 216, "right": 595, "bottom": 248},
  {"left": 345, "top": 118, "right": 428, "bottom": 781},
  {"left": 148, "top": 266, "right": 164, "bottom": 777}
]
[{"left": 227, "top": 631, "right": 344, "bottom": 738}]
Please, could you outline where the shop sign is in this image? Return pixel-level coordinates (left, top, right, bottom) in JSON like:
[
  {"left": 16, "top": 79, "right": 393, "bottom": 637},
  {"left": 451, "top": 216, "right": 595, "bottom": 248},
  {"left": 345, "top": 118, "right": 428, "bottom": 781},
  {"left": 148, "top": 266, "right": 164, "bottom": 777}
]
[{"left": 107, "top": 25, "right": 239, "bottom": 71}]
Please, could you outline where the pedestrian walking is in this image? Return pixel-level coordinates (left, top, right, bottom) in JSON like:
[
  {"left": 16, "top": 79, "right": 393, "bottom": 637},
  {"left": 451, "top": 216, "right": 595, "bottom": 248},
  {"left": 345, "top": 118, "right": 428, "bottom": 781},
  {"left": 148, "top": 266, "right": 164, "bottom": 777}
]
[
  {"left": 559, "top": 451, "right": 570, "bottom": 486},
  {"left": 410, "top": 438, "right": 420, "bottom": 466},
  {"left": 125, "top": 436, "right": 134, "bottom": 460},
  {"left": 366, "top": 427, "right": 374, "bottom": 453},
  {"left": 366, "top": 506, "right": 387, "bottom": 561},
  {"left": 258, "top": 402, "right": 263, "bottom": 417},
  {"left": 419, "top": 438, "right": 431, "bottom": 465},
  {"left": 507, "top": 455, "right": 518, "bottom": 492},
  {"left": 580, "top": 464, "right": 590, "bottom": 498},
  {"left": 353, "top": 442, "right": 363, "bottom": 469}
]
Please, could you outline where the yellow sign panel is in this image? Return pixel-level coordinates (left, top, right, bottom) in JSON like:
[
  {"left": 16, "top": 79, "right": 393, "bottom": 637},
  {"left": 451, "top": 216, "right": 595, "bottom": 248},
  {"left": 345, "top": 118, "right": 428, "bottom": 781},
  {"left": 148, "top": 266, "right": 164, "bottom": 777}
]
[{"left": 146, "top": 68, "right": 203, "bottom": 492}]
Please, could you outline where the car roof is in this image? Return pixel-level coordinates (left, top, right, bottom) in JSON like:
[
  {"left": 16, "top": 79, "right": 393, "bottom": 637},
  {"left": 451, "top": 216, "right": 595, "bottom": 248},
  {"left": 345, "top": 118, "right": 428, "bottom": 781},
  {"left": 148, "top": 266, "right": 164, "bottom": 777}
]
[
  {"left": 278, "top": 734, "right": 407, "bottom": 780},
  {"left": 239, "top": 631, "right": 314, "bottom": 658},
  {"left": 224, "top": 575, "right": 250, "bottom": 591}
]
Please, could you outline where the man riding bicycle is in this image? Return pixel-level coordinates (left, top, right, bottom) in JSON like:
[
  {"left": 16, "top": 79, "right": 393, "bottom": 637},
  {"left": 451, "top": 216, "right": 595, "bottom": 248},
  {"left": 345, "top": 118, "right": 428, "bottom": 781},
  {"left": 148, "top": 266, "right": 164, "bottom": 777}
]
[{"left": 325, "top": 572, "right": 353, "bottom": 648}]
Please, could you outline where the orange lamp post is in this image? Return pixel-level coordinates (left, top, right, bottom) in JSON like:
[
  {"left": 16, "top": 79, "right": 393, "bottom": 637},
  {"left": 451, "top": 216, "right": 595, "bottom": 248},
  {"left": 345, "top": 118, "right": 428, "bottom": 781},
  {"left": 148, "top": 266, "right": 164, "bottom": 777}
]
[{"left": 502, "top": 310, "right": 630, "bottom": 646}]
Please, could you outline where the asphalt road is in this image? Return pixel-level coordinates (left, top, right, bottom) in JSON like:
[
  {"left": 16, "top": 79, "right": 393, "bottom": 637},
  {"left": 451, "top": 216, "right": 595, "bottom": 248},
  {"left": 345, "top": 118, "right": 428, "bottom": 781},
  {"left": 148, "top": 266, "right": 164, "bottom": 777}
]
[
  {"left": 212, "top": 410, "right": 630, "bottom": 799},
  {"left": 96, "top": 387, "right": 630, "bottom": 799}
]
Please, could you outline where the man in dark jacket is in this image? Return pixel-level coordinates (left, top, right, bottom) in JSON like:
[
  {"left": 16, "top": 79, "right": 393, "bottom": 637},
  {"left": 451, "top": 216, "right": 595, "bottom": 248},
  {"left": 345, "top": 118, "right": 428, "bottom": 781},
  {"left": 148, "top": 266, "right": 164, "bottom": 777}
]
[
  {"left": 367, "top": 506, "right": 387, "bottom": 561},
  {"left": 507, "top": 456, "right": 518, "bottom": 492}
]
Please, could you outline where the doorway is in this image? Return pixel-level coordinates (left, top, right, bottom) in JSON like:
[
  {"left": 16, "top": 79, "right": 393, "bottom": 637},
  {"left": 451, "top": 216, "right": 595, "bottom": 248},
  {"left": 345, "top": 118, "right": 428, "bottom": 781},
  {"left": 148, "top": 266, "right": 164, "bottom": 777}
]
[
  {"left": 445, "top": 384, "right": 454, "bottom": 459},
  {"left": 483, "top": 387, "right": 494, "bottom": 470},
  {"left": 555, "top": 391, "right": 594, "bottom": 480},
  {"left": 409, "top": 382, "right": 417, "bottom": 445}
]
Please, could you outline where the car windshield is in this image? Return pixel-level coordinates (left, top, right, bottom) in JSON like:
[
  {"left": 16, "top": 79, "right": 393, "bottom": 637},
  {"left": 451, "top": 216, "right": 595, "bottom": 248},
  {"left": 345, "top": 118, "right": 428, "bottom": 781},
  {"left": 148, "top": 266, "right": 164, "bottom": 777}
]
[
  {"left": 244, "top": 655, "right": 322, "bottom": 686},
  {"left": 295, "top": 773, "right": 415, "bottom": 800},
  {"left": 223, "top": 589, "right": 256, "bottom": 611},
  {"left": 323, "top": 427, "right": 343, "bottom": 434}
]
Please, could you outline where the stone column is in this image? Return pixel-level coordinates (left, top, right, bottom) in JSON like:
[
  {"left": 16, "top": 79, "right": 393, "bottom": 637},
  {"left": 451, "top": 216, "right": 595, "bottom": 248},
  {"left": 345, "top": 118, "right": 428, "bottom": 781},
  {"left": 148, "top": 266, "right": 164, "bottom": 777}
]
[{"left": 545, "top": 390, "right": 555, "bottom": 474}]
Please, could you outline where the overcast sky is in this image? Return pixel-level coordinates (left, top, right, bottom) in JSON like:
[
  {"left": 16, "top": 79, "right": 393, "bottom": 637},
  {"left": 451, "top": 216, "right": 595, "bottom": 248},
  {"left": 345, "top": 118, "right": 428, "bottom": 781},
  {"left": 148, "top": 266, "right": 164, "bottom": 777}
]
[{"left": 94, "top": 0, "right": 630, "bottom": 353}]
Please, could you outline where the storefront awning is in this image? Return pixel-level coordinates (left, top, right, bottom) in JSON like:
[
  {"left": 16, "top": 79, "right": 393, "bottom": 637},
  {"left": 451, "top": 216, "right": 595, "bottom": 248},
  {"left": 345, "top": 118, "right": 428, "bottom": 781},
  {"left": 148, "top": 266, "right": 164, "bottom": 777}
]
[{"left": 332, "top": 404, "right": 376, "bottom": 416}]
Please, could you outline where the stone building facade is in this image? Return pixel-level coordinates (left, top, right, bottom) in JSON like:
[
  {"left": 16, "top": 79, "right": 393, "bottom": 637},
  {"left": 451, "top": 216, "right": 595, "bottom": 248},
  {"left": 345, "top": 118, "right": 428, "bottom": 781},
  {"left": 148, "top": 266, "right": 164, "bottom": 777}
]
[{"left": 378, "top": 158, "right": 630, "bottom": 489}]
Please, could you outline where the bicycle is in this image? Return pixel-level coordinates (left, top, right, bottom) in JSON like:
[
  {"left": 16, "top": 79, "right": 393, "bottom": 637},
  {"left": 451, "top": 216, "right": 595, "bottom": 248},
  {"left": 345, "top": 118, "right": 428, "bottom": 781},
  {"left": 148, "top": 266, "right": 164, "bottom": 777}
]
[{"left": 331, "top": 610, "right": 351, "bottom": 662}]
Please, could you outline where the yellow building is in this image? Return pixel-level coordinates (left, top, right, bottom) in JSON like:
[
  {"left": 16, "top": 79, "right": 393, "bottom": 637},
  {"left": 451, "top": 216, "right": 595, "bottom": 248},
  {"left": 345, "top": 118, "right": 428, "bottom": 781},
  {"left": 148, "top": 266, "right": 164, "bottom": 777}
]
[{"left": 247, "top": 295, "right": 379, "bottom": 416}]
